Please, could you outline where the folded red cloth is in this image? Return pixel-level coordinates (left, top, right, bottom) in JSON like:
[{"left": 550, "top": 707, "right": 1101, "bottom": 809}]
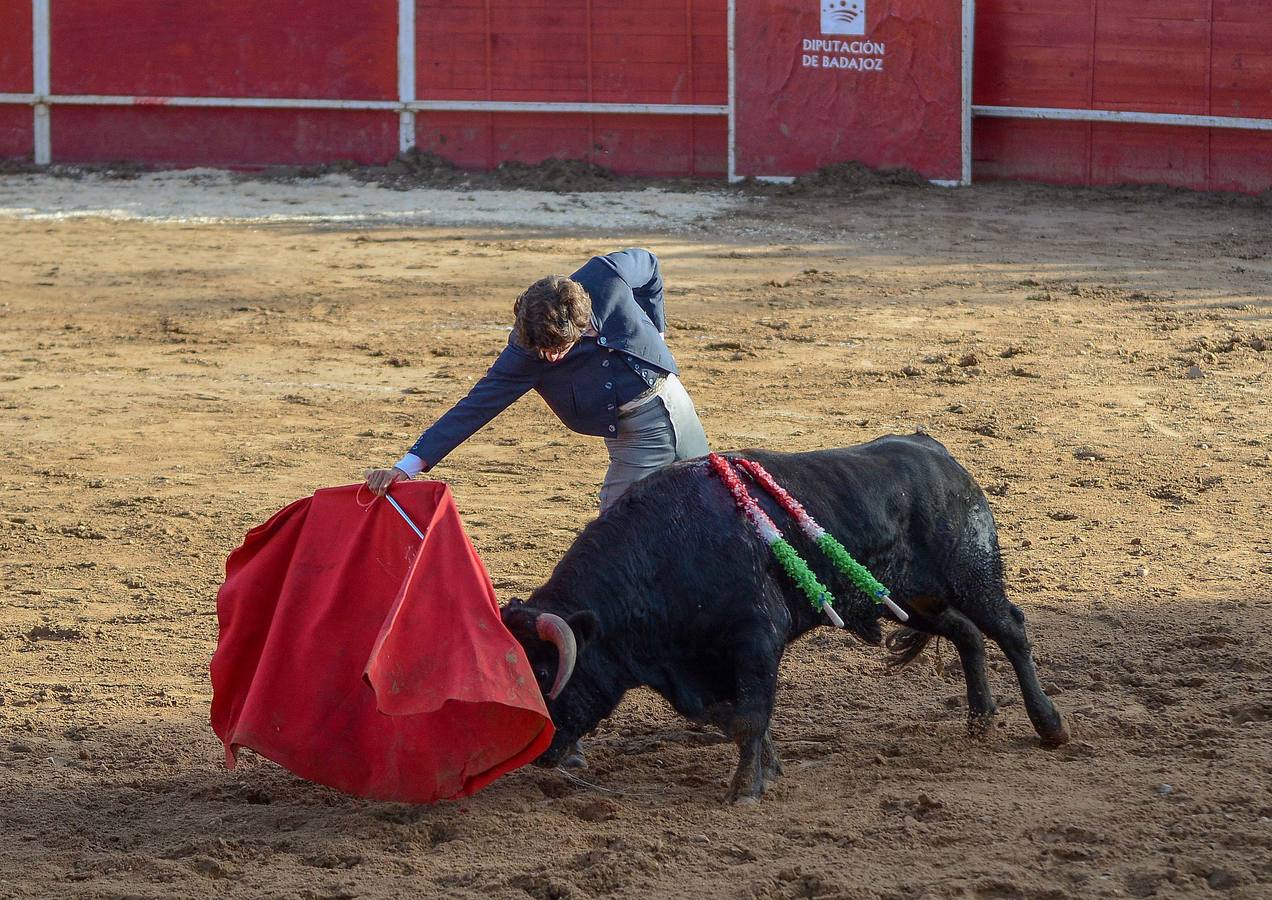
[{"left": 210, "top": 481, "right": 552, "bottom": 803}]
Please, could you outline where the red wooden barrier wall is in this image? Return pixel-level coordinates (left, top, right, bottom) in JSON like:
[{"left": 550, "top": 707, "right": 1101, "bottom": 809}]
[
  {"left": 51, "top": 0, "right": 399, "bottom": 167},
  {"left": 974, "top": 0, "right": 1272, "bottom": 193},
  {"left": 411, "top": 0, "right": 727, "bottom": 176},
  {"left": 0, "top": 3, "right": 33, "bottom": 159},
  {"left": 0, "top": 1, "right": 1268, "bottom": 190}
]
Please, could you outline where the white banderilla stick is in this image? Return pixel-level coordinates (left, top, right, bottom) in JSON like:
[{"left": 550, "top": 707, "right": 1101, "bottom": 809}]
[{"left": 384, "top": 492, "right": 426, "bottom": 541}]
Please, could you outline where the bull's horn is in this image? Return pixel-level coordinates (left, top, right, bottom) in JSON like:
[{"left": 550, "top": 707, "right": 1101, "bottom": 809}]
[{"left": 535, "top": 613, "right": 577, "bottom": 700}]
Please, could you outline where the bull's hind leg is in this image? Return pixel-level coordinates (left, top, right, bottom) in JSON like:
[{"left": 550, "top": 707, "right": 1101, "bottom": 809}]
[
  {"left": 919, "top": 608, "right": 999, "bottom": 737},
  {"left": 969, "top": 600, "right": 1069, "bottom": 747},
  {"left": 892, "top": 607, "right": 998, "bottom": 737}
]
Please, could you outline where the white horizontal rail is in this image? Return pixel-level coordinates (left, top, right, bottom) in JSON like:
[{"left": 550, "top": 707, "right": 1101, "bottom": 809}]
[
  {"left": 38, "top": 94, "right": 403, "bottom": 110},
  {"left": 5, "top": 94, "right": 1264, "bottom": 130},
  {"left": 974, "top": 104, "right": 1272, "bottom": 132},
  {"left": 409, "top": 100, "right": 728, "bottom": 116},
  {"left": 0, "top": 93, "right": 727, "bottom": 117}
]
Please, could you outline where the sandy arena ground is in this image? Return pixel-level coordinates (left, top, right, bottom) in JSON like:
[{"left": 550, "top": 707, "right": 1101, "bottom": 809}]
[{"left": 1, "top": 171, "right": 1269, "bottom": 899}]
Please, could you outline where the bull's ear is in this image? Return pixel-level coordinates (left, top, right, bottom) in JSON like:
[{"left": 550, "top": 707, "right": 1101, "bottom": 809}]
[{"left": 566, "top": 611, "right": 600, "bottom": 650}]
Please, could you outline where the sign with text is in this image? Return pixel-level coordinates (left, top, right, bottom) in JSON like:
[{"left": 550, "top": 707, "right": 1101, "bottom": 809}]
[{"left": 734, "top": 0, "right": 968, "bottom": 183}]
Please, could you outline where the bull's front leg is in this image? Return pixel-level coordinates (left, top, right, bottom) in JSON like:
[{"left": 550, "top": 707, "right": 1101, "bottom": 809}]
[
  {"left": 760, "top": 728, "right": 784, "bottom": 784},
  {"left": 724, "top": 635, "right": 782, "bottom": 804}
]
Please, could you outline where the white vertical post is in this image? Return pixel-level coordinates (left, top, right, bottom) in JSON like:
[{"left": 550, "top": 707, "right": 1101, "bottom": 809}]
[
  {"left": 727, "top": 0, "right": 738, "bottom": 182},
  {"left": 961, "top": 0, "right": 975, "bottom": 185},
  {"left": 32, "top": 0, "right": 51, "bottom": 165},
  {"left": 397, "top": 0, "right": 417, "bottom": 155}
]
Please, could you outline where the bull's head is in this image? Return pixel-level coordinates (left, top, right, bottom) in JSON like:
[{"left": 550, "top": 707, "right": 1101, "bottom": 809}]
[{"left": 502, "top": 600, "right": 601, "bottom": 764}]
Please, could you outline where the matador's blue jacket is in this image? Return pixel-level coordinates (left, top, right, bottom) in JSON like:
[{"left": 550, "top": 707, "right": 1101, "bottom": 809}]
[{"left": 408, "top": 249, "right": 678, "bottom": 469}]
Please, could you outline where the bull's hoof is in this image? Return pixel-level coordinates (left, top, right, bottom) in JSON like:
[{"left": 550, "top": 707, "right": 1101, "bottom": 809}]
[
  {"left": 1039, "top": 720, "right": 1071, "bottom": 749},
  {"left": 560, "top": 740, "right": 588, "bottom": 770},
  {"left": 966, "top": 712, "right": 997, "bottom": 740},
  {"left": 725, "top": 778, "right": 765, "bottom": 805}
]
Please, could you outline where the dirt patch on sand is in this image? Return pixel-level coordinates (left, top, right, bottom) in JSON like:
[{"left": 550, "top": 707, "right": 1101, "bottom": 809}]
[
  {"left": 0, "top": 175, "right": 1269, "bottom": 898},
  {"left": 349, "top": 151, "right": 658, "bottom": 193}
]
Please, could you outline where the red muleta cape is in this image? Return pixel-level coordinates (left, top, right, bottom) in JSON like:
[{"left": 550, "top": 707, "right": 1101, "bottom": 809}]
[{"left": 210, "top": 482, "right": 553, "bottom": 803}]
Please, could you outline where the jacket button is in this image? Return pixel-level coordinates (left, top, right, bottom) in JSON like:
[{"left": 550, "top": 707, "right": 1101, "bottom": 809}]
[
  {"left": 599, "top": 337, "right": 607, "bottom": 345},
  {"left": 602, "top": 359, "right": 610, "bottom": 367},
  {"left": 604, "top": 382, "right": 613, "bottom": 390},
  {"left": 607, "top": 403, "right": 615, "bottom": 411},
  {"left": 608, "top": 425, "right": 616, "bottom": 432}
]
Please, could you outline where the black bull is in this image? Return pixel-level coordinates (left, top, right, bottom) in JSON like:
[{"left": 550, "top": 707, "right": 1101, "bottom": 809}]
[{"left": 502, "top": 434, "right": 1069, "bottom": 802}]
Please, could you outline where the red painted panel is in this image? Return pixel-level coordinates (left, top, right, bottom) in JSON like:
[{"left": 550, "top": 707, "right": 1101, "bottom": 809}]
[
  {"left": 1097, "top": 0, "right": 1210, "bottom": 19},
  {"left": 1212, "top": 23, "right": 1272, "bottom": 119},
  {"left": 593, "top": 2, "right": 691, "bottom": 34},
  {"left": 0, "top": 106, "right": 33, "bottom": 160},
  {"left": 975, "top": 6, "right": 1093, "bottom": 47},
  {"left": 1213, "top": 1, "right": 1265, "bottom": 23},
  {"left": 975, "top": 43, "right": 1093, "bottom": 108},
  {"left": 416, "top": 112, "right": 494, "bottom": 169},
  {"left": 913, "top": 0, "right": 1272, "bottom": 196},
  {"left": 416, "top": 1, "right": 721, "bottom": 105},
  {"left": 976, "top": 0, "right": 1090, "bottom": 12},
  {"left": 972, "top": 117, "right": 1090, "bottom": 184},
  {"left": 51, "top": 1, "right": 397, "bottom": 99},
  {"left": 736, "top": 0, "right": 965, "bottom": 181},
  {"left": 492, "top": 112, "right": 593, "bottom": 163},
  {"left": 1089, "top": 122, "right": 1209, "bottom": 189},
  {"left": 692, "top": 5, "right": 730, "bottom": 104},
  {"left": 593, "top": 46, "right": 694, "bottom": 104},
  {"left": 488, "top": 0, "right": 589, "bottom": 101},
  {"left": 692, "top": 115, "right": 728, "bottom": 175},
  {"left": 417, "top": 2, "right": 487, "bottom": 101},
  {"left": 972, "top": 5, "right": 1093, "bottom": 108},
  {"left": 593, "top": 113, "right": 694, "bottom": 176},
  {"left": 1209, "top": 129, "right": 1272, "bottom": 193},
  {"left": 692, "top": 0, "right": 728, "bottom": 33},
  {"left": 52, "top": 107, "right": 398, "bottom": 167},
  {"left": 1093, "top": 14, "right": 1210, "bottom": 114},
  {"left": 0, "top": 2, "right": 32, "bottom": 93},
  {"left": 420, "top": 34, "right": 489, "bottom": 100},
  {"left": 691, "top": 0, "right": 729, "bottom": 104},
  {"left": 415, "top": 111, "right": 722, "bottom": 177}
]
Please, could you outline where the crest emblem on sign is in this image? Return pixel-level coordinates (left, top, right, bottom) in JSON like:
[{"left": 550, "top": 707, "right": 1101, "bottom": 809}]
[{"left": 821, "top": 0, "right": 865, "bottom": 35}]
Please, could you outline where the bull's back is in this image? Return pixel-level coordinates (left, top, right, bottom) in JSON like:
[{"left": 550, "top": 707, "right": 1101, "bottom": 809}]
[
  {"left": 617, "top": 433, "right": 986, "bottom": 548},
  {"left": 594, "top": 433, "right": 993, "bottom": 606},
  {"left": 743, "top": 433, "right": 977, "bottom": 505}
]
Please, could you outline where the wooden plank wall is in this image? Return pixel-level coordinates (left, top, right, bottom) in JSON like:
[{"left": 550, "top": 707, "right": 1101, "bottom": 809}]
[
  {"left": 414, "top": 0, "right": 727, "bottom": 176},
  {"left": 0, "top": 2, "right": 33, "bottom": 159},
  {"left": 974, "top": 0, "right": 1272, "bottom": 192},
  {"left": 48, "top": 0, "right": 401, "bottom": 167},
  {"left": 0, "top": 1, "right": 1265, "bottom": 188}
]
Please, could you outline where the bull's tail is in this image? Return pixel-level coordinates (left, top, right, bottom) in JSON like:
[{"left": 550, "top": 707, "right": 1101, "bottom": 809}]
[{"left": 884, "top": 626, "right": 934, "bottom": 670}]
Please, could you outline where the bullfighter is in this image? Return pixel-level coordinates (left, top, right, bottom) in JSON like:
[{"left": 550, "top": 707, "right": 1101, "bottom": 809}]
[{"left": 365, "top": 247, "right": 710, "bottom": 513}]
